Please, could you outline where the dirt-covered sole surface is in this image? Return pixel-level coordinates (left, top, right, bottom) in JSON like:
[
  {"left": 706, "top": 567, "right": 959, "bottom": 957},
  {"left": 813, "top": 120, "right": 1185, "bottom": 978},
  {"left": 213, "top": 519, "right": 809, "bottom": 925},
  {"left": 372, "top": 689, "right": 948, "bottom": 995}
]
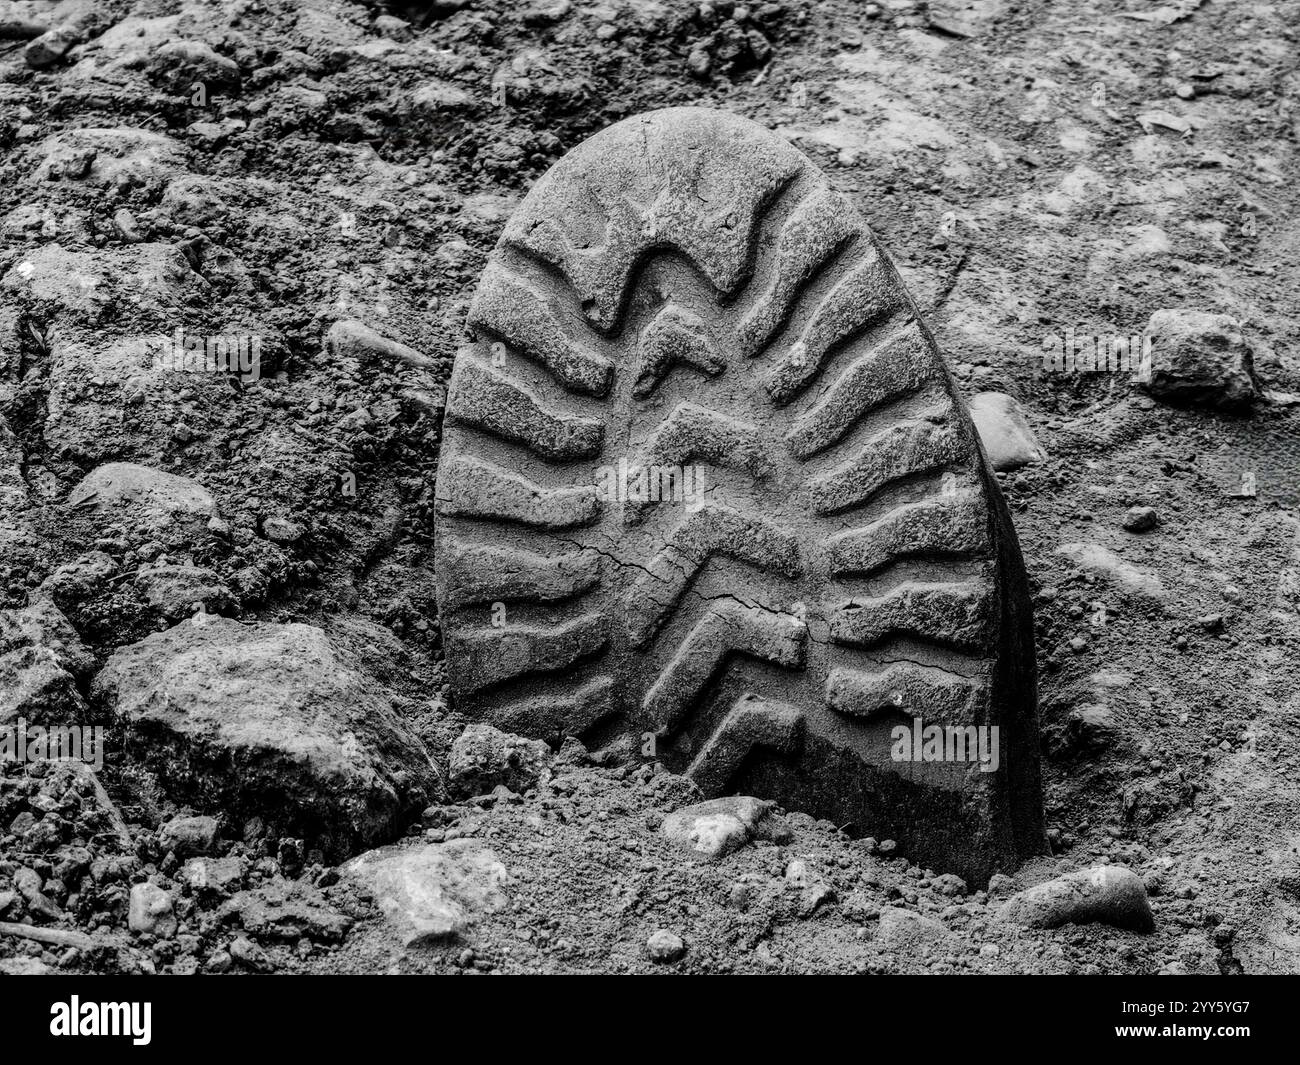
[{"left": 435, "top": 106, "right": 1045, "bottom": 883}]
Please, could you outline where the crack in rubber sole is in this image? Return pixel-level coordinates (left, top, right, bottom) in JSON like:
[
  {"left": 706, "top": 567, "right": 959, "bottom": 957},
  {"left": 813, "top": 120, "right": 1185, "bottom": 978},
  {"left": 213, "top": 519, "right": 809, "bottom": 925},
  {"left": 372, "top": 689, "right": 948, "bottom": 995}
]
[{"left": 433, "top": 107, "right": 1046, "bottom": 882}]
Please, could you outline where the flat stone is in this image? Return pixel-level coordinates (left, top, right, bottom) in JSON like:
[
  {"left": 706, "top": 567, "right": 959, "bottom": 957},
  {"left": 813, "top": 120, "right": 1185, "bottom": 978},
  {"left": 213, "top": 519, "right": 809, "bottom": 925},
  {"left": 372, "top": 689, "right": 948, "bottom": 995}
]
[
  {"left": 1, "top": 203, "right": 58, "bottom": 240},
  {"left": 4, "top": 245, "right": 198, "bottom": 326},
  {"left": 967, "top": 392, "right": 1047, "bottom": 470},
  {"left": 92, "top": 618, "right": 440, "bottom": 861},
  {"left": 344, "top": 838, "right": 509, "bottom": 945},
  {"left": 1055, "top": 542, "right": 1166, "bottom": 602},
  {"left": 660, "top": 795, "right": 777, "bottom": 860},
  {"left": 1, "top": 245, "right": 111, "bottom": 318},
  {"left": 67, "top": 463, "right": 216, "bottom": 544}
]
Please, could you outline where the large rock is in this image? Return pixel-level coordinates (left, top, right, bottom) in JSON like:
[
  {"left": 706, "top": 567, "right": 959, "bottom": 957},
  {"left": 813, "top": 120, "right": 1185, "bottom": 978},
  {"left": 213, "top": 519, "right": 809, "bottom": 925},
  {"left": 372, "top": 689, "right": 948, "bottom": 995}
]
[
  {"left": 447, "top": 723, "right": 550, "bottom": 798},
  {"left": 0, "top": 596, "right": 92, "bottom": 724},
  {"left": 67, "top": 462, "right": 217, "bottom": 544},
  {"left": 344, "top": 838, "right": 509, "bottom": 944},
  {"left": 967, "top": 392, "right": 1047, "bottom": 471},
  {"left": 995, "top": 864, "right": 1155, "bottom": 931},
  {"left": 1139, "top": 309, "right": 1258, "bottom": 409},
  {"left": 1, "top": 244, "right": 201, "bottom": 327},
  {"left": 91, "top": 617, "right": 440, "bottom": 860}
]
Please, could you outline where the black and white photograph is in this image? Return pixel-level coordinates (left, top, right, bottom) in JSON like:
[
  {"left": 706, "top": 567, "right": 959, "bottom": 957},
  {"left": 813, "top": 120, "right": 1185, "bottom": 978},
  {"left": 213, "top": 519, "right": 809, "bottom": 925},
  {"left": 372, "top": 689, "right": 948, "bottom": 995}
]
[{"left": 0, "top": 0, "right": 1295, "bottom": 1034}]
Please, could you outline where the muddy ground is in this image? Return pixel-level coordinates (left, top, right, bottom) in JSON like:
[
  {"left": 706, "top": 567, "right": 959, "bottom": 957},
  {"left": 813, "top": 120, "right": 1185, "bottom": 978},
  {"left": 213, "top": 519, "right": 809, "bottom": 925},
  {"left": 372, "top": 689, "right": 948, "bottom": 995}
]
[{"left": 2, "top": 0, "right": 1300, "bottom": 975}]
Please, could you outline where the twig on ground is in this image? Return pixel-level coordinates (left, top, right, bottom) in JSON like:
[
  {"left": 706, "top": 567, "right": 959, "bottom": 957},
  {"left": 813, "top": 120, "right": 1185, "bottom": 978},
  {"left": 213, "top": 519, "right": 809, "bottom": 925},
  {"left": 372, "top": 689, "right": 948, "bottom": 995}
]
[
  {"left": 69, "top": 762, "right": 134, "bottom": 851},
  {"left": 0, "top": 921, "right": 99, "bottom": 952}
]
